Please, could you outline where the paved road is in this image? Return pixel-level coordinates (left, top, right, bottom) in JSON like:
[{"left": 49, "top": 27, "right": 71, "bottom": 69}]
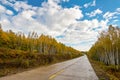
[{"left": 0, "top": 55, "right": 98, "bottom": 80}]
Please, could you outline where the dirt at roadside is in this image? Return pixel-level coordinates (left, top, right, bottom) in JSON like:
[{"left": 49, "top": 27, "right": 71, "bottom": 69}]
[{"left": 89, "top": 59, "right": 110, "bottom": 80}]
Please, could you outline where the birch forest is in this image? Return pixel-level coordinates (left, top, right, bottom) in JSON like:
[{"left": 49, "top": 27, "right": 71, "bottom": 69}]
[
  {"left": 88, "top": 25, "right": 120, "bottom": 70},
  {"left": 0, "top": 25, "right": 82, "bottom": 69}
]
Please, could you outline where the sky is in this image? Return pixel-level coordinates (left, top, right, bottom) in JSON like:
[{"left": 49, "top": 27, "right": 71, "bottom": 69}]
[{"left": 0, "top": 0, "right": 120, "bottom": 51}]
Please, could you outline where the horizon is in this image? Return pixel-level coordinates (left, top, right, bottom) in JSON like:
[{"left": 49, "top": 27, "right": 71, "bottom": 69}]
[{"left": 0, "top": 0, "right": 120, "bottom": 51}]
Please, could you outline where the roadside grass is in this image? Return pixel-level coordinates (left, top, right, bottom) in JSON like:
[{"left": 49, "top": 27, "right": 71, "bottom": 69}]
[
  {"left": 0, "top": 47, "right": 82, "bottom": 77},
  {"left": 89, "top": 58, "right": 120, "bottom": 80}
]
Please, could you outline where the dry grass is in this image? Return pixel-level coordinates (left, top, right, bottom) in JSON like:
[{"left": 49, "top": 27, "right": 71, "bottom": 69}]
[
  {"left": 0, "top": 48, "right": 82, "bottom": 77},
  {"left": 89, "top": 58, "right": 120, "bottom": 80}
]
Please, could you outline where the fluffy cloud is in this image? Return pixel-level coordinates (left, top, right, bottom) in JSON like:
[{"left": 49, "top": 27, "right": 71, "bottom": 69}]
[
  {"left": 116, "top": 8, "right": 120, "bottom": 12},
  {"left": 84, "top": 0, "right": 96, "bottom": 8},
  {"left": 103, "top": 12, "right": 117, "bottom": 20},
  {"left": 0, "top": 5, "right": 13, "bottom": 15},
  {"left": 33, "top": 1, "right": 83, "bottom": 36},
  {"left": 103, "top": 8, "right": 120, "bottom": 21},
  {"left": 0, "top": 0, "right": 108, "bottom": 51},
  {"left": 86, "top": 9, "right": 102, "bottom": 17},
  {"left": 0, "top": 5, "right": 6, "bottom": 13},
  {"left": 57, "top": 19, "right": 108, "bottom": 51},
  {"left": 1, "top": 0, "right": 83, "bottom": 36}
]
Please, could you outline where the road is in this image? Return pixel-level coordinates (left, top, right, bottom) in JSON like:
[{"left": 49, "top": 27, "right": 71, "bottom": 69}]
[{"left": 0, "top": 55, "right": 98, "bottom": 80}]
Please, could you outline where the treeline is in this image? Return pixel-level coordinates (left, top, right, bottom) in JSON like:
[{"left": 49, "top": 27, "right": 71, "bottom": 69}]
[
  {"left": 0, "top": 26, "right": 80, "bottom": 54},
  {"left": 0, "top": 25, "right": 82, "bottom": 72},
  {"left": 88, "top": 25, "right": 120, "bottom": 70}
]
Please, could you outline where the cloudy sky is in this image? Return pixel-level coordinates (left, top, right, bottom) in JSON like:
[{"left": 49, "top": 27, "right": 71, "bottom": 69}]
[{"left": 0, "top": 0, "right": 120, "bottom": 51}]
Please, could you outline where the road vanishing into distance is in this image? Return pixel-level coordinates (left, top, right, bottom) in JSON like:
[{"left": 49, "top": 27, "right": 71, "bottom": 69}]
[{"left": 0, "top": 55, "right": 98, "bottom": 80}]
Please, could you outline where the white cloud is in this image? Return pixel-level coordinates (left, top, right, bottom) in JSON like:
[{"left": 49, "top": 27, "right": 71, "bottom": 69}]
[
  {"left": 113, "top": 19, "right": 119, "bottom": 22},
  {"left": 0, "top": 4, "right": 13, "bottom": 15},
  {"left": 86, "top": 9, "right": 102, "bottom": 17},
  {"left": 6, "top": 10, "right": 13, "bottom": 15},
  {"left": 62, "top": 0, "right": 69, "bottom": 2},
  {"left": 1, "top": 0, "right": 35, "bottom": 12},
  {"left": 116, "top": 8, "right": 120, "bottom": 12},
  {"left": 36, "top": 1, "right": 83, "bottom": 36},
  {"left": 84, "top": 0, "right": 96, "bottom": 8},
  {"left": 21, "top": 10, "right": 36, "bottom": 20},
  {"left": 92, "top": 0, "right": 96, "bottom": 6},
  {"left": 103, "top": 12, "right": 117, "bottom": 20},
  {"left": 103, "top": 13, "right": 120, "bottom": 25},
  {"left": 103, "top": 8, "right": 120, "bottom": 21},
  {"left": 0, "top": 0, "right": 83, "bottom": 36},
  {"left": 0, "top": 5, "right": 6, "bottom": 12},
  {"left": 57, "top": 19, "right": 108, "bottom": 51},
  {"left": 0, "top": 0, "right": 108, "bottom": 51},
  {"left": 72, "top": 40, "right": 95, "bottom": 51}
]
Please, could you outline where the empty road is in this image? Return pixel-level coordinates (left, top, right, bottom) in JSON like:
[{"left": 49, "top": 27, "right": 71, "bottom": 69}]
[{"left": 0, "top": 55, "right": 98, "bottom": 80}]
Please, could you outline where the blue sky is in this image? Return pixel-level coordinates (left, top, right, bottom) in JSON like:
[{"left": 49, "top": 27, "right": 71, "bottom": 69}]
[{"left": 0, "top": 0, "right": 120, "bottom": 51}]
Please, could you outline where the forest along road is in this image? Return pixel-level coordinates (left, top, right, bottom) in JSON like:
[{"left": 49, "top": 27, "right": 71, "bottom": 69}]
[{"left": 0, "top": 55, "right": 98, "bottom": 80}]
